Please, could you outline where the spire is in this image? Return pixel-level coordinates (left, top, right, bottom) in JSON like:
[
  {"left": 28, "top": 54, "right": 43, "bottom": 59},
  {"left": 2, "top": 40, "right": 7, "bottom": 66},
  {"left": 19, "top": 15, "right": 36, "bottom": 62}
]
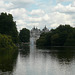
[
  {"left": 44, "top": 25, "right": 47, "bottom": 29},
  {"left": 33, "top": 26, "right": 35, "bottom": 29}
]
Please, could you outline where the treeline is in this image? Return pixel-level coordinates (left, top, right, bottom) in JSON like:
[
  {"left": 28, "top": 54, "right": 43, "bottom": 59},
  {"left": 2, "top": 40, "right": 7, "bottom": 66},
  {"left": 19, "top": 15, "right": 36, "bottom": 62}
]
[
  {"left": 36, "top": 25, "right": 75, "bottom": 47},
  {"left": 0, "top": 12, "right": 30, "bottom": 51},
  {"left": 0, "top": 12, "right": 18, "bottom": 43},
  {"left": 0, "top": 34, "right": 17, "bottom": 51},
  {"left": 19, "top": 28, "right": 30, "bottom": 43},
  {"left": 0, "top": 12, "right": 18, "bottom": 51}
]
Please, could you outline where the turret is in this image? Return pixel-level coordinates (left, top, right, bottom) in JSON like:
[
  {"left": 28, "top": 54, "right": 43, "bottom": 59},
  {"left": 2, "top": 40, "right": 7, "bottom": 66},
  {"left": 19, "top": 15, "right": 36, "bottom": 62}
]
[{"left": 42, "top": 25, "right": 49, "bottom": 33}]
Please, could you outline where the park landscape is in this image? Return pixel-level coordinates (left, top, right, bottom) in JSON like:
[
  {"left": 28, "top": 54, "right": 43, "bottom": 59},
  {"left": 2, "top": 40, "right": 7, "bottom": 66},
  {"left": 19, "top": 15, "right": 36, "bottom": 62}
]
[
  {"left": 0, "top": 1, "right": 75, "bottom": 75},
  {"left": 0, "top": 12, "right": 75, "bottom": 75}
]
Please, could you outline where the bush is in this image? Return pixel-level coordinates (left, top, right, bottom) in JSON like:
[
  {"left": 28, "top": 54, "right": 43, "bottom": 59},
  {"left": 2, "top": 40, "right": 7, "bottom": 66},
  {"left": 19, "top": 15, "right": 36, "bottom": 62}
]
[{"left": 0, "top": 34, "right": 17, "bottom": 53}]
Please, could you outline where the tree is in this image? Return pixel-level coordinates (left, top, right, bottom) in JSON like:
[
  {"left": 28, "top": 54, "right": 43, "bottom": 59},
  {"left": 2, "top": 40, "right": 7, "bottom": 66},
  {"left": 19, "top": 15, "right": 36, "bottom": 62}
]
[
  {"left": 36, "top": 37, "right": 46, "bottom": 46},
  {"left": 36, "top": 32, "right": 51, "bottom": 46},
  {"left": 51, "top": 33, "right": 59, "bottom": 46},
  {"left": 64, "top": 29, "right": 75, "bottom": 46},
  {"left": 51, "top": 25, "right": 73, "bottom": 46},
  {"left": 36, "top": 24, "right": 75, "bottom": 47},
  {"left": 0, "top": 12, "right": 18, "bottom": 43},
  {"left": 19, "top": 28, "right": 30, "bottom": 43},
  {"left": 0, "top": 34, "right": 17, "bottom": 51}
]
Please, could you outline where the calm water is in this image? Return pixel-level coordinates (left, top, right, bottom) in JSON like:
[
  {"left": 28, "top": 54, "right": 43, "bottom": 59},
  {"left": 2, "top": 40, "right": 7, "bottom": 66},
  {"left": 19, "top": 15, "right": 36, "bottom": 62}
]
[{"left": 0, "top": 41, "right": 75, "bottom": 75}]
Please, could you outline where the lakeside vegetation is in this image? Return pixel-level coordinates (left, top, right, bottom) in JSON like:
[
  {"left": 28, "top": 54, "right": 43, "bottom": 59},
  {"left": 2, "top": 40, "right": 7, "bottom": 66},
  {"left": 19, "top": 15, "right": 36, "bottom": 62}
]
[
  {"left": 0, "top": 47, "right": 18, "bottom": 72},
  {"left": 0, "top": 34, "right": 17, "bottom": 51},
  {"left": 1, "top": 12, "right": 75, "bottom": 52},
  {"left": 0, "top": 12, "right": 30, "bottom": 53},
  {"left": 0, "top": 12, "right": 19, "bottom": 43},
  {"left": 0, "top": 12, "right": 19, "bottom": 53},
  {"left": 36, "top": 25, "right": 75, "bottom": 47},
  {"left": 19, "top": 28, "right": 30, "bottom": 43}
]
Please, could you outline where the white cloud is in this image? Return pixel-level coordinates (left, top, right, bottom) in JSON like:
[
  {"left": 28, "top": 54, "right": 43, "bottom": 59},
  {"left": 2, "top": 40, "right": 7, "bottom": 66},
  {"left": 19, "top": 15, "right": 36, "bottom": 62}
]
[
  {"left": 43, "top": 14, "right": 50, "bottom": 21},
  {"left": 50, "top": 3, "right": 75, "bottom": 28},
  {"left": 0, "top": 0, "right": 75, "bottom": 31},
  {"left": 11, "top": 0, "right": 35, "bottom": 8},
  {"left": 49, "top": 12, "right": 73, "bottom": 28},
  {"left": 16, "top": 20, "right": 27, "bottom": 31},
  {"left": 0, "top": 0, "right": 14, "bottom": 10},
  {"left": 27, "top": 23, "right": 39, "bottom": 26},
  {"left": 72, "top": 1, "right": 75, "bottom": 7},
  {"left": 12, "top": 0, "right": 34, "bottom": 3},
  {"left": 53, "top": 3, "right": 75, "bottom": 13},
  {"left": 9, "top": 8, "right": 27, "bottom": 19},
  {"left": 29, "top": 11, "right": 50, "bottom": 22},
  {"left": 0, "top": 0, "right": 35, "bottom": 10},
  {"left": 8, "top": 8, "right": 30, "bottom": 31},
  {"left": 29, "top": 17, "right": 43, "bottom": 22},
  {"left": 30, "top": 9, "right": 45, "bottom": 16},
  {"left": 56, "top": 0, "right": 73, "bottom": 2}
]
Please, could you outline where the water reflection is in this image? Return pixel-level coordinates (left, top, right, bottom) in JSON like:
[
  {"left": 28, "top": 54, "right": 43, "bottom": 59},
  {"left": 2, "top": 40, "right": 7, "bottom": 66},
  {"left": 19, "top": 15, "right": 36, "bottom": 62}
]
[
  {"left": 37, "top": 46, "right": 75, "bottom": 64},
  {"left": 13, "top": 44, "right": 75, "bottom": 75},
  {"left": 0, "top": 49, "right": 18, "bottom": 74},
  {"left": 19, "top": 44, "right": 30, "bottom": 57},
  {"left": 1, "top": 42, "right": 75, "bottom": 75}
]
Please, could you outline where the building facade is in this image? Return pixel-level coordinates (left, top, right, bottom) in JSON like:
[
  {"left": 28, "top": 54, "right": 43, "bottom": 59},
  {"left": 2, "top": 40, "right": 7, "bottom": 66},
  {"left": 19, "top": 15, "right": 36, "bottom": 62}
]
[
  {"left": 30, "top": 26, "right": 49, "bottom": 43},
  {"left": 30, "top": 26, "right": 49, "bottom": 45}
]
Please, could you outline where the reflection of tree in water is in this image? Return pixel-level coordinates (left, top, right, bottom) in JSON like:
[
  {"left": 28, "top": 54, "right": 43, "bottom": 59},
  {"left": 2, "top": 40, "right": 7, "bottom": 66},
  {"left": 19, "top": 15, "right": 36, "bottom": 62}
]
[
  {"left": 37, "top": 46, "right": 75, "bottom": 64},
  {"left": 0, "top": 49, "right": 18, "bottom": 73},
  {"left": 19, "top": 44, "right": 30, "bottom": 57},
  {"left": 50, "top": 47, "right": 75, "bottom": 64}
]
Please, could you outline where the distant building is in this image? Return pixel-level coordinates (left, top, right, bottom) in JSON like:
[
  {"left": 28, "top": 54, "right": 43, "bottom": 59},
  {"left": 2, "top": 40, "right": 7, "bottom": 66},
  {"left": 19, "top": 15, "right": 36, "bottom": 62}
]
[
  {"left": 30, "top": 26, "right": 41, "bottom": 38},
  {"left": 30, "top": 26, "right": 49, "bottom": 43},
  {"left": 30, "top": 26, "right": 49, "bottom": 38},
  {"left": 42, "top": 26, "right": 49, "bottom": 33}
]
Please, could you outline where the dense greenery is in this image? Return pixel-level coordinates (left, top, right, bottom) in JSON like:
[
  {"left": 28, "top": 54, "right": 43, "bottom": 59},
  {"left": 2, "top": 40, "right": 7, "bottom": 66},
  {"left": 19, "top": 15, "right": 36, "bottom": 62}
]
[
  {"left": 36, "top": 25, "right": 75, "bottom": 46},
  {"left": 0, "top": 12, "right": 30, "bottom": 53},
  {"left": 0, "top": 12, "right": 19, "bottom": 73},
  {"left": 0, "top": 12, "right": 18, "bottom": 43},
  {"left": 0, "top": 44, "right": 18, "bottom": 72},
  {"left": 0, "top": 12, "right": 18, "bottom": 54},
  {"left": 0, "top": 34, "right": 17, "bottom": 52},
  {"left": 19, "top": 28, "right": 30, "bottom": 43}
]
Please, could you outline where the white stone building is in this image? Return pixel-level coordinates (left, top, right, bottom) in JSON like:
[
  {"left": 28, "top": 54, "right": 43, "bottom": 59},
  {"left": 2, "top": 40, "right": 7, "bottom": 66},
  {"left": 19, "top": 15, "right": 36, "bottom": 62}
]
[
  {"left": 30, "top": 27, "right": 41, "bottom": 38},
  {"left": 42, "top": 26, "right": 49, "bottom": 33},
  {"left": 30, "top": 26, "right": 49, "bottom": 44}
]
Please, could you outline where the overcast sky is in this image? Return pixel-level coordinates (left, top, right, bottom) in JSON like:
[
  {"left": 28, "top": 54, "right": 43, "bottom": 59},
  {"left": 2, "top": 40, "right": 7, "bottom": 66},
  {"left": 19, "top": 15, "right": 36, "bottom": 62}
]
[{"left": 0, "top": 0, "right": 75, "bottom": 31}]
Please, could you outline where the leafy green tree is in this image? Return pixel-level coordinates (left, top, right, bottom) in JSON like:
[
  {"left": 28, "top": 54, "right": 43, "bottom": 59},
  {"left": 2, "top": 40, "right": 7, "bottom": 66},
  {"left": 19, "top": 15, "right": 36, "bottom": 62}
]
[
  {"left": 36, "top": 24, "right": 75, "bottom": 47},
  {"left": 0, "top": 34, "right": 17, "bottom": 52},
  {"left": 19, "top": 28, "right": 30, "bottom": 43},
  {"left": 36, "top": 37, "right": 46, "bottom": 46},
  {"left": 64, "top": 29, "right": 75, "bottom": 46},
  {"left": 0, "top": 12, "right": 18, "bottom": 43},
  {"left": 51, "top": 33, "right": 59, "bottom": 46},
  {"left": 36, "top": 32, "right": 51, "bottom": 46},
  {"left": 51, "top": 25, "right": 73, "bottom": 46}
]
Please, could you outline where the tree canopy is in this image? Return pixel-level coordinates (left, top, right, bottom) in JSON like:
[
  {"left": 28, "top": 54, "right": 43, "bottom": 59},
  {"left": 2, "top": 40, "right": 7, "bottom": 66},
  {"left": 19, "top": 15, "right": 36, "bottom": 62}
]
[
  {"left": 36, "top": 25, "right": 75, "bottom": 47},
  {"left": 19, "top": 28, "right": 30, "bottom": 43},
  {"left": 0, "top": 12, "right": 18, "bottom": 43},
  {"left": 0, "top": 34, "right": 17, "bottom": 51}
]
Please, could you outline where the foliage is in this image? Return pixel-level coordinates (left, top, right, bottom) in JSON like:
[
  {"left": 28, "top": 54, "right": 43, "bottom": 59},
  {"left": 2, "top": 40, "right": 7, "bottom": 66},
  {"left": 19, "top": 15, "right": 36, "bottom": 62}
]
[
  {"left": 0, "top": 12, "right": 18, "bottom": 43},
  {"left": 0, "top": 34, "right": 17, "bottom": 53},
  {"left": 64, "top": 29, "right": 75, "bottom": 46},
  {"left": 19, "top": 28, "right": 30, "bottom": 43},
  {"left": 36, "top": 32, "right": 51, "bottom": 46},
  {"left": 36, "top": 25, "right": 75, "bottom": 46},
  {"left": 0, "top": 46, "right": 18, "bottom": 72}
]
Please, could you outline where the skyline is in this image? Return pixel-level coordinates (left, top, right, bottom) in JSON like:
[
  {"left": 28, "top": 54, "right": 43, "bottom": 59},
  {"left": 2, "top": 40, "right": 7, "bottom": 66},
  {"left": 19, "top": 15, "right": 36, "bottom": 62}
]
[{"left": 0, "top": 0, "right": 75, "bottom": 31}]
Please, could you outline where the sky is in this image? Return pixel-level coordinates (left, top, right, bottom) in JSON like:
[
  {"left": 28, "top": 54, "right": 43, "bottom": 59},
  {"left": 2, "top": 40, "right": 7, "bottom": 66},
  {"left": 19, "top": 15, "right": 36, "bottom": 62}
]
[{"left": 0, "top": 0, "right": 75, "bottom": 31}]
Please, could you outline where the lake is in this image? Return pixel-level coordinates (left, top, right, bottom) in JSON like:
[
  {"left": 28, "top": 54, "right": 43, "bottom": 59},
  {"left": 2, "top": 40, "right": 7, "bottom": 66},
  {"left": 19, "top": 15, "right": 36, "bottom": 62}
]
[{"left": 0, "top": 44, "right": 75, "bottom": 75}]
